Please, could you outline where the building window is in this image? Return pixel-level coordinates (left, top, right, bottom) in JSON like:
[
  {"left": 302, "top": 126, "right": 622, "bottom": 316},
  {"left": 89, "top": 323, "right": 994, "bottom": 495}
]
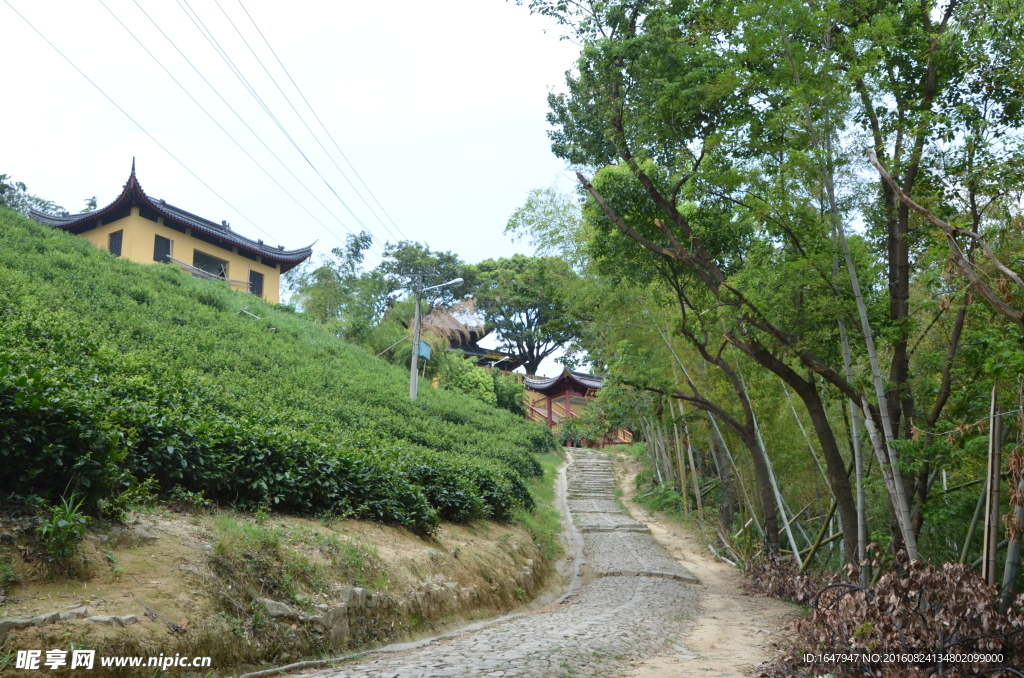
[
  {"left": 108, "top": 230, "right": 123, "bottom": 257},
  {"left": 154, "top": 234, "right": 172, "bottom": 262},
  {"left": 248, "top": 270, "right": 264, "bottom": 297},
  {"left": 193, "top": 250, "right": 228, "bottom": 278}
]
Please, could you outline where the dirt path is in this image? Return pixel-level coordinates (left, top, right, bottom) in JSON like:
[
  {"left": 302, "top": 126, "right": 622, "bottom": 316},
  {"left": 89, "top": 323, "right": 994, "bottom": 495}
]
[{"left": 612, "top": 454, "right": 797, "bottom": 678}]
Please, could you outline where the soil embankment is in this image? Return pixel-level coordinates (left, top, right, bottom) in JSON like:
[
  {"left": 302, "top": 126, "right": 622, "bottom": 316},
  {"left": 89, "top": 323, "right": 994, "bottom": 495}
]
[{"left": 0, "top": 509, "right": 550, "bottom": 674}]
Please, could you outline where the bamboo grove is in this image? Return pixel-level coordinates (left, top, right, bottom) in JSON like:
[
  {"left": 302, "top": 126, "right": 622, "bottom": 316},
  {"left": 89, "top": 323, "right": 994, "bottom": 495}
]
[{"left": 509, "top": 0, "right": 1024, "bottom": 601}]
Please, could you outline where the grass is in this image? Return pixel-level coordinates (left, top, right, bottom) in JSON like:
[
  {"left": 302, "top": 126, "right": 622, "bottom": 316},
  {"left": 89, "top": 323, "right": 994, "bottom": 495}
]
[
  {"left": 513, "top": 450, "right": 566, "bottom": 564},
  {"left": 210, "top": 513, "right": 389, "bottom": 610}
]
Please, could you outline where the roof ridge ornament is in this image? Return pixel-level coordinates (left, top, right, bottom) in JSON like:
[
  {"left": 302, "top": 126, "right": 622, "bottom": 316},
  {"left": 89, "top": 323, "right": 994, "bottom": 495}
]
[{"left": 131, "top": 157, "right": 136, "bottom": 176}]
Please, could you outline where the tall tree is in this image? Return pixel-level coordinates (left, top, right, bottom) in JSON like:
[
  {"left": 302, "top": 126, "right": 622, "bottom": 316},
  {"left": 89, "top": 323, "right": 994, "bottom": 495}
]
[{"left": 474, "top": 255, "right": 580, "bottom": 376}]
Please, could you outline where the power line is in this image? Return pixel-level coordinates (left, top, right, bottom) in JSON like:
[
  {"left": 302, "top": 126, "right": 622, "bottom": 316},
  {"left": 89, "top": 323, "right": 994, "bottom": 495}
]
[
  {"left": 227, "top": 0, "right": 409, "bottom": 241},
  {"left": 125, "top": 0, "right": 380, "bottom": 256},
  {"left": 95, "top": 0, "right": 365, "bottom": 255},
  {"left": 174, "top": 0, "right": 392, "bottom": 251},
  {"left": 238, "top": 0, "right": 409, "bottom": 241},
  {"left": 1, "top": 0, "right": 279, "bottom": 246}
]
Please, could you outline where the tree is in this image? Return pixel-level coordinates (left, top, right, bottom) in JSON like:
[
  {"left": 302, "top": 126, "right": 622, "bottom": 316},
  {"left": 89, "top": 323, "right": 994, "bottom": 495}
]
[
  {"left": 473, "top": 254, "right": 581, "bottom": 376},
  {"left": 0, "top": 174, "right": 64, "bottom": 216},
  {"left": 376, "top": 241, "right": 474, "bottom": 307},
  {"left": 525, "top": 0, "right": 1024, "bottom": 564},
  {"left": 285, "top": 231, "right": 391, "bottom": 340}
]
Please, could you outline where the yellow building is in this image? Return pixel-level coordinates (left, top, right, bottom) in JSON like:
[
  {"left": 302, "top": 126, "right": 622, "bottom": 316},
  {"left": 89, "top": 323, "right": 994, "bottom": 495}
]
[{"left": 30, "top": 165, "right": 312, "bottom": 303}]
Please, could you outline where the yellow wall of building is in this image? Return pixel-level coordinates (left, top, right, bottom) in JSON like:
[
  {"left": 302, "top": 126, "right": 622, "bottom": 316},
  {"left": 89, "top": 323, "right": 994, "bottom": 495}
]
[{"left": 76, "top": 207, "right": 282, "bottom": 303}]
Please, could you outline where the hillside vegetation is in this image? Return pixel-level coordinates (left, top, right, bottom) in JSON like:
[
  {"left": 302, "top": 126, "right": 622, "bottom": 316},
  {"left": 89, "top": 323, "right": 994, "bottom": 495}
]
[{"left": 0, "top": 208, "right": 555, "bottom": 535}]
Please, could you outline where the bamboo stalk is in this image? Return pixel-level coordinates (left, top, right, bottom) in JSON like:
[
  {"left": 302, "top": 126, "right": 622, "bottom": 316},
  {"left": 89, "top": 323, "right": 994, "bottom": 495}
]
[
  {"left": 799, "top": 498, "right": 838, "bottom": 574},
  {"left": 782, "top": 383, "right": 829, "bottom": 485},
  {"left": 671, "top": 402, "right": 690, "bottom": 514},
  {"left": 681, "top": 408, "right": 703, "bottom": 512},
  {"left": 983, "top": 381, "right": 1002, "bottom": 586},
  {"left": 960, "top": 477, "right": 988, "bottom": 564},
  {"left": 744, "top": 372, "right": 802, "bottom": 567},
  {"left": 800, "top": 531, "right": 843, "bottom": 558},
  {"left": 1001, "top": 385, "right": 1024, "bottom": 612},
  {"left": 789, "top": 19, "right": 916, "bottom": 560},
  {"left": 1000, "top": 475, "right": 1024, "bottom": 612},
  {"left": 708, "top": 411, "right": 762, "bottom": 536}
]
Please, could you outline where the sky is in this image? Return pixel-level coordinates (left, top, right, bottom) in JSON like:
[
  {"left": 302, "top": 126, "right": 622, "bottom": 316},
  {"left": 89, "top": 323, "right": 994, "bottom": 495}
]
[
  {"left": 1, "top": 0, "right": 581, "bottom": 374},
  {"left": 1, "top": 0, "right": 579, "bottom": 262}
]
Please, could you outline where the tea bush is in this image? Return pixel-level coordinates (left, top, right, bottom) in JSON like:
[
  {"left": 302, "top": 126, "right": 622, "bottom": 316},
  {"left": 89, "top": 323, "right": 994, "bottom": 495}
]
[{"left": 0, "top": 209, "right": 555, "bottom": 534}]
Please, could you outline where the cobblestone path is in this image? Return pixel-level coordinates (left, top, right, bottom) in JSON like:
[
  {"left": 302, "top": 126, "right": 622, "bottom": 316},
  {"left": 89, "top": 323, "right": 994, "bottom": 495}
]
[{"left": 310, "top": 451, "right": 700, "bottom": 678}]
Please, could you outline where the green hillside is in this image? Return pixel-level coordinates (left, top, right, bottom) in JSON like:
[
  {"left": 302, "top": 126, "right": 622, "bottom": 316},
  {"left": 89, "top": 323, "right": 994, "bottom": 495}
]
[{"left": 0, "top": 208, "right": 555, "bottom": 534}]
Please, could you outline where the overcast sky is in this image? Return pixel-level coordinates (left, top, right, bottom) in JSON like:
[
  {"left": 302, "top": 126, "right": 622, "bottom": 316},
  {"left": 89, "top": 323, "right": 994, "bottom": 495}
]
[{"left": 1, "top": 0, "right": 579, "bottom": 265}]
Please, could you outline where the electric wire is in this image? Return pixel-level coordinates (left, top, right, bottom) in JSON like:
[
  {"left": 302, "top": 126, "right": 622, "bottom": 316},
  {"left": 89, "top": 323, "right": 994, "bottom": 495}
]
[
  {"left": 238, "top": 0, "right": 409, "bottom": 241},
  {"left": 95, "top": 0, "right": 362, "bottom": 254},
  {"left": 226, "top": 0, "right": 408, "bottom": 241},
  {"left": 125, "top": 0, "right": 380, "bottom": 256},
  {"left": 1, "top": 0, "right": 280, "bottom": 246},
  {"left": 173, "top": 0, "right": 391, "bottom": 251},
  {"left": 212, "top": 0, "right": 402, "bottom": 242}
]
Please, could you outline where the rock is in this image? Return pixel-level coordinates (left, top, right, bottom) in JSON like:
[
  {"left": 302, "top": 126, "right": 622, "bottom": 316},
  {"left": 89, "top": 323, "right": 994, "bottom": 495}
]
[
  {"left": 106, "top": 526, "right": 134, "bottom": 548},
  {"left": 0, "top": 532, "right": 14, "bottom": 544},
  {"left": 322, "top": 604, "right": 349, "bottom": 646},
  {"left": 258, "top": 598, "right": 299, "bottom": 620},
  {"left": 32, "top": 611, "right": 61, "bottom": 626},
  {"left": 350, "top": 587, "right": 366, "bottom": 607},
  {"left": 133, "top": 526, "right": 160, "bottom": 543},
  {"left": 87, "top": 616, "right": 122, "bottom": 627},
  {"left": 61, "top": 606, "right": 89, "bottom": 620}
]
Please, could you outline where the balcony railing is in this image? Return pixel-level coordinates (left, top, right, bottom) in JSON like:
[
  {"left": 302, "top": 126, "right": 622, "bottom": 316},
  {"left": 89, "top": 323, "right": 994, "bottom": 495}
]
[{"left": 167, "top": 256, "right": 250, "bottom": 293}]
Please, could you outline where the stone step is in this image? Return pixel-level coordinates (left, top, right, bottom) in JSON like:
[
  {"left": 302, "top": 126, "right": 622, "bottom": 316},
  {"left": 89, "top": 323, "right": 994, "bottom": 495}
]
[
  {"left": 578, "top": 525, "right": 651, "bottom": 534},
  {"left": 593, "top": 569, "right": 701, "bottom": 586}
]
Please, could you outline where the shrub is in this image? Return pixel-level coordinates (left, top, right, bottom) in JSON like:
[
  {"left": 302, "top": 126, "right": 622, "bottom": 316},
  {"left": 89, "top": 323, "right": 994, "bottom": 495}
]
[
  {"left": 37, "top": 495, "right": 90, "bottom": 575},
  {"left": 0, "top": 208, "right": 556, "bottom": 534},
  {"left": 492, "top": 369, "right": 525, "bottom": 415},
  {"left": 440, "top": 355, "right": 497, "bottom": 406}
]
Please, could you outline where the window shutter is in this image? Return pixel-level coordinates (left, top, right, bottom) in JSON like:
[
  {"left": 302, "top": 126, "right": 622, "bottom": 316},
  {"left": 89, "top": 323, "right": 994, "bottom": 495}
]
[
  {"left": 108, "top": 230, "right": 123, "bottom": 257},
  {"left": 154, "top": 235, "right": 172, "bottom": 262},
  {"left": 248, "top": 270, "right": 264, "bottom": 297}
]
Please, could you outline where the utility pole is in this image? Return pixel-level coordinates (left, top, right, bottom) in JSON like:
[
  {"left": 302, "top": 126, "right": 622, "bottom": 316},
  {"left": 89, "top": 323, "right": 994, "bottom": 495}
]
[
  {"left": 408, "top": 274, "right": 463, "bottom": 400},
  {"left": 409, "top": 273, "right": 424, "bottom": 400}
]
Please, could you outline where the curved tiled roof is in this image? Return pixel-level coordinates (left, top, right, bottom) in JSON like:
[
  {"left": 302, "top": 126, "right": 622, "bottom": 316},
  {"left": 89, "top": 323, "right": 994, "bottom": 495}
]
[
  {"left": 525, "top": 370, "right": 604, "bottom": 394},
  {"left": 29, "top": 167, "right": 313, "bottom": 271}
]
